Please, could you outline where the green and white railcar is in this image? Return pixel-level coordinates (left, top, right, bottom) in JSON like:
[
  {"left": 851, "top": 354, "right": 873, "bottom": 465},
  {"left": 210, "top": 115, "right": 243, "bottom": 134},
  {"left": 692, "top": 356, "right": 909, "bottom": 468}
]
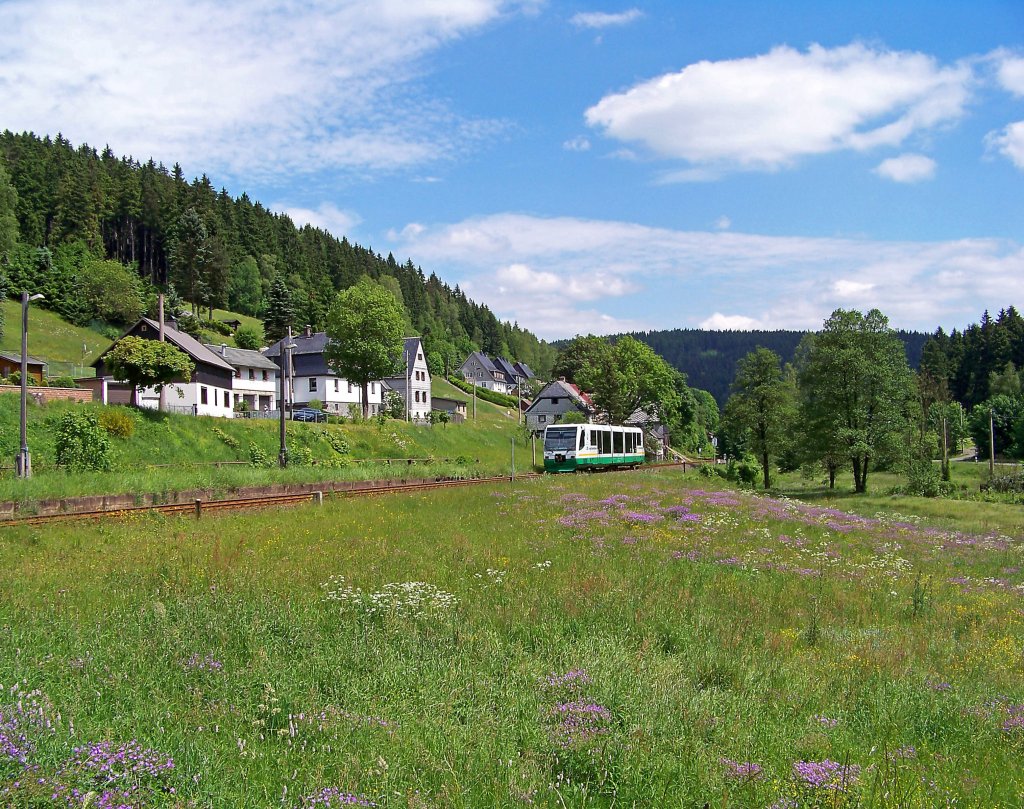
[{"left": 543, "top": 424, "right": 645, "bottom": 473}]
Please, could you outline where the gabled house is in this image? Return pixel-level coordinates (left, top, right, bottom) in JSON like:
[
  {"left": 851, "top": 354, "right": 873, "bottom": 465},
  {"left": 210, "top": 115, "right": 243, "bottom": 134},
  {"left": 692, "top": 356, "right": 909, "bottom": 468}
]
[
  {"left": 0, "top": 352, "right": 47, "bottom": 384},
  {"left": 459, "top": 351, "right": 510, "bottom": 393},
  {"left": 524, "top": 378, "right": 596, "bottom": 434},
  {"left": 93, "top": 317, "right": 236, "bottom": 416},
  {"left": 382, "top": 337, "right": 431, "bottom": 422},
  {"left": 264, "top": 327, "right": 384, "bottom": 416},
  {"left": 203, "top": 343, "right": 278, "bottom": 413},
  {"left": 512, "top": 361, "right": 535, "bottom": 381}
]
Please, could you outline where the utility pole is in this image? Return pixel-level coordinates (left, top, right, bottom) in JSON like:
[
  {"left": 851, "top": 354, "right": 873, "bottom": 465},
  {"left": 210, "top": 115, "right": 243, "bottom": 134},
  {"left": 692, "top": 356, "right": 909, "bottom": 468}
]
[
  {"left": 158, "top": 293, "right": 167, "bottom": 412},
  {"left": 989, "top": 407, "right": 995, "bottom": 477}
]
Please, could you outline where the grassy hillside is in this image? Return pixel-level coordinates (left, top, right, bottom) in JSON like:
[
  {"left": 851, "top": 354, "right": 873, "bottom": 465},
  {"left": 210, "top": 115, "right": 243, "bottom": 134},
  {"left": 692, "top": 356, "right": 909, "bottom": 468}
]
[
  {"left": 0, "top": 469, "right": 1021, "bottom": 805},
  {"left": 0, "top": 300, "right": 112, "bottom": 374},
  {"left": 0, "top": 392, "right": 535, "bottom": 503}
]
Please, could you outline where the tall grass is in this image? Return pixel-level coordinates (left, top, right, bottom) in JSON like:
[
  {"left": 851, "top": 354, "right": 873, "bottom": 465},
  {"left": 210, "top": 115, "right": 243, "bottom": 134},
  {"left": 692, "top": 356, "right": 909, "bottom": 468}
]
[{"left": 0, "top": 469, "right": 1020, "bottom": 806}]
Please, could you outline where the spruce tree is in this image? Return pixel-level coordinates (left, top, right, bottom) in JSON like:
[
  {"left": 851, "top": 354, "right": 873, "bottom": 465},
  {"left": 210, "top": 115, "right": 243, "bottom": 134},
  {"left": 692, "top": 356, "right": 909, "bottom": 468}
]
[{"left": 262, "top": 274, "right": 296, "bottom": 343}]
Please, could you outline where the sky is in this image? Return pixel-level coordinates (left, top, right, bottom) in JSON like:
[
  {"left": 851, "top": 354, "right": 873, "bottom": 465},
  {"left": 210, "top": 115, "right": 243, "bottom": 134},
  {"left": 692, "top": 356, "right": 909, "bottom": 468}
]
[{"left": 0, "top": 0, "right": 1022, "bottom": 341}]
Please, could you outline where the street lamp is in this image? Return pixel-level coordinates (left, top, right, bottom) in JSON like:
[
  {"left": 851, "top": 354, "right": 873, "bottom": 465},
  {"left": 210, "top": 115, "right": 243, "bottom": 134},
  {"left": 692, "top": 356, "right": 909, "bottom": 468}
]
[
  {"left": 16, "top": 292, "right": 44, "bottom": 479},
  {"left": 278, "top": 334, "right": 297, "bottom": 468}
]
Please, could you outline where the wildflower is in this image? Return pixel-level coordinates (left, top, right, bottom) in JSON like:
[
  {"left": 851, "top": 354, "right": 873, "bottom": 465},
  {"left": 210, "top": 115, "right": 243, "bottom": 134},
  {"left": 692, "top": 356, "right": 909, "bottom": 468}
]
[
  {"left": 542, "top": 669, "right": 592, "bottom": 690},
  {"left": 548, "top": 700, "right": 612, "bottom": 747},
  {"left": 720, "top": 757, "right": 763, "bottom": 780},
  {"left": 793, "top": 759, "right": 860, "bottom": 791},
  {"left": 301, "top": 786, "right": 378, "bottom": 806},
  {"left": 183, "top": 653, "right": 224, "bottom": 673}
]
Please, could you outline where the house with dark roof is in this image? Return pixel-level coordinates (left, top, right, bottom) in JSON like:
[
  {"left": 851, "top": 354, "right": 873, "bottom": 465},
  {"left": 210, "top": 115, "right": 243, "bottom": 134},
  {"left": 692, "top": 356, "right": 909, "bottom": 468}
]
[
  {"left": 459, "top": 351, "right": 509, "bottom": 393},
  {"left": 523, "top": 378, "right": 596, "bottom": 434},
  {"left": 204, "top": 343, "right": 278, "bottom": 412},
  {"left": 512, "top": 361, "right": 535, "bottom": 381},
  {"left": 93, "top": 317, "right": 236, "bottom": 416},
  {"left": 382, "top": 337, "right": 431, "bottom": 422},
  {"left": 0, "top": 351, "right": 47, "bottom": 384},
  {"left": 264, "top": 327, "right": 385, "bottom": 416}
]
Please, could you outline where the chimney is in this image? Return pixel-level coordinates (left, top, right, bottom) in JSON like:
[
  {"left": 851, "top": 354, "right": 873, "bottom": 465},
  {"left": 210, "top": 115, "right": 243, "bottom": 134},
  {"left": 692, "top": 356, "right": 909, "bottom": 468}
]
[
  {"left": 304, "top": 324, "right": 312, "bottom": 338},
  {"left": 558, "top": 376, "right": 566, "bottom": 382},
  {"left": 220, "top": 343, "right": 228, "bottom": 356}
]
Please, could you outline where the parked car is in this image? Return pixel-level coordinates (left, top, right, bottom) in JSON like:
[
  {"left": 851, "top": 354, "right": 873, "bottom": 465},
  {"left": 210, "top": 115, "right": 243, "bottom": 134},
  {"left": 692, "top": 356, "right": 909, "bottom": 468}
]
[{"left": 291, "top": 407, "right": 327, "bottom": 423}]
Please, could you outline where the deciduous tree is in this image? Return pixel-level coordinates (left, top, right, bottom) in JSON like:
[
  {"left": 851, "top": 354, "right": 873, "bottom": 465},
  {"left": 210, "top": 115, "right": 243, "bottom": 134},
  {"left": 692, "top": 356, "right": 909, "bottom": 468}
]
[
  {"left": 324, "top": 277, "right": 405, "bottom": 418},
  {"left": 104, "top": 336, "right": 196, "bottom": 407},
  {"left": 796, "top": 309, "right": 914, "bottom": 493},
  {"left": 722, "top": 348, "right": 796, "bottom": 489}
]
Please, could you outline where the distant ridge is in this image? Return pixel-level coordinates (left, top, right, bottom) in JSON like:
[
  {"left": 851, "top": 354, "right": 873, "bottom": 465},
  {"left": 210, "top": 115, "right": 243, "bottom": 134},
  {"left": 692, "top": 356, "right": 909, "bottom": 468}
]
[{"left": 623, "top": 328, "right": 928, "bottom": 406}]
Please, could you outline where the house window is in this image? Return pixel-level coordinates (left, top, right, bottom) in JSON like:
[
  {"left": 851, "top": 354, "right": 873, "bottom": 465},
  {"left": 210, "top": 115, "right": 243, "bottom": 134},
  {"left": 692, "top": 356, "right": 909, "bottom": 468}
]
[
  {"left": 262, "top": 370, "right": 268, "bottom": 381},
  {"left": 309, "top": 378, "right": 317, "bottom": 392},
  {"left": 248, "top": 369, "right": 255, "bottom": 380},
  {"left": 348, "top": 382, "right": 352, "bottom": 393},
  {"left": 200, "top": 386, "right": 208, "bottom": 405},
  {"left": 224, "top": 391, "right": 230, "bottom": 407},
  {"left": 371, "top": 383, "right": 375, "bottom": 394},
  {"left": 538, "top": 415, "right": 546, "bottom": 423},
  {"left": 418, "top": 353, "right": 423, "bottom": 361},
  {"left": 334, "top": 379, "right": 339, "bottom": 392},
  {"left": 551, "top": 397, "right": 559, "bottom": 405}
]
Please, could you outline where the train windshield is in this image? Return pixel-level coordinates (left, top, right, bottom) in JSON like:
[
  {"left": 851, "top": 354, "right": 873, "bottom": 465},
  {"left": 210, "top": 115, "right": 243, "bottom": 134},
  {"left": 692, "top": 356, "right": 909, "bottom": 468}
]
[{"left": 544, "top": 427, "right": 577, "bottom": 451}]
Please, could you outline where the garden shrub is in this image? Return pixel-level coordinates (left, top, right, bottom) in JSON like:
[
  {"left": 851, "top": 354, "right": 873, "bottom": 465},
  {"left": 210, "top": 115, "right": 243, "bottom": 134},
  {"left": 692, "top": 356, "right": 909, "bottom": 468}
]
[
  {"left": 98, "top": 407, "right": 136, "bottom": 438},
  {"left": 46, "top": 376, "right": 78, "bottom": 389},
  {"left": 211, "top": 426, "right": 239, "bottom": 449},
  {"left": 248, "top": 441, "right": 271, "bottom": 468},
  {"left": 54, "top": 411, "right": 112, "bottom": 472}
]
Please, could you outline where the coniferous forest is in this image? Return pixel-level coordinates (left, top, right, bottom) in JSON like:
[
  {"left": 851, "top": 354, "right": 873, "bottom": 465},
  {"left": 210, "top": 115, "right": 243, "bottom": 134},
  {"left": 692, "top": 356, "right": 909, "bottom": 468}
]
[
  {"left": 623, "top": 328, "right": 929, "bottom": 406},
  {"left": 0, "top": 130, "right": 557, "bottom": 376}
]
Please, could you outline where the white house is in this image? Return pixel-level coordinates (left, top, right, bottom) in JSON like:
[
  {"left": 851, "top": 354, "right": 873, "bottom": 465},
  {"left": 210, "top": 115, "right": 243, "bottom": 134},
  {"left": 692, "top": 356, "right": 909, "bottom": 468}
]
[
  {"left": 204, "top": 343, "right": 278, "bottom": 413},
  {"left": 264, "top": 328, "right": 385, "bottom": 416},
  {"left": 383, "top": 337, "right": 431, "bottom": 422},
  {"left": 93, "top": 317, "right": 236, "bottom": 418}
]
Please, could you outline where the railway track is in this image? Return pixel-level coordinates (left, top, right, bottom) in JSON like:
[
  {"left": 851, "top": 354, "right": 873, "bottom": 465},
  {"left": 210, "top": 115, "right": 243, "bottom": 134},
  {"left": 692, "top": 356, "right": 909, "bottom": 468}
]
[{"left": 0, "top": 462, "right": 690, "bottom": 529}]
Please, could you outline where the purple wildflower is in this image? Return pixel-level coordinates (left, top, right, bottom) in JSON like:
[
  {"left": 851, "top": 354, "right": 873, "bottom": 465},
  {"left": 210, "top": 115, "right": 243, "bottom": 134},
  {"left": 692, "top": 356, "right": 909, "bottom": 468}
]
[
  {"left": 793, "top": 759, "right": 860, "bottom": 791},
  {"left": 183, "top": 653, "right": 223, "bottom": 673},
  {"left": 720, "top": 757, "right": 763, "bottom": 780},
  {"left": 548, "top": 701, "right": 613, "bottom": 747},
  {"left": 65, "top": 740, "right": 175, "bottom": 784},
  {"left": 1002, "top": 704, "right": 1024, "bottom": 732},
  {"left": 621, "top": 510, "right": 661, "bottom": 523},
  {"left": 301, "top": 787, "right": 378, "bottom": 806},
  {"left": 542, "top": 669, "right": 592, "bottom": 690}
]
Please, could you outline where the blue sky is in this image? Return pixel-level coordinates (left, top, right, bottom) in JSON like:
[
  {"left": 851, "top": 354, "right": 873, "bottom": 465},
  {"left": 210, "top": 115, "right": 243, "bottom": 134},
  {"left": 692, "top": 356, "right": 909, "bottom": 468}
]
[{"left": 1, "top": 0, "right": 1022, "bottom": 340}]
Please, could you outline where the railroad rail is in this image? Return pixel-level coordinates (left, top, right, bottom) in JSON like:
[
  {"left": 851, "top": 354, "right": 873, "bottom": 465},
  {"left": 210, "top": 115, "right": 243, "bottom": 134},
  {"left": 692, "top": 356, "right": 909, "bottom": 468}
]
[{"left": 0, "top": 462, "right": 690, "bottom": 529}]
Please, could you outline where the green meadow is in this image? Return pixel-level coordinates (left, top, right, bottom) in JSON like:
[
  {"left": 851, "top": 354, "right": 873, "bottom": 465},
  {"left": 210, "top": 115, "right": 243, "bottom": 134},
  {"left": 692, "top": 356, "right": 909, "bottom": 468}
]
[{"left": 1, "top": 468, "right": 1022, "bottom": 807}]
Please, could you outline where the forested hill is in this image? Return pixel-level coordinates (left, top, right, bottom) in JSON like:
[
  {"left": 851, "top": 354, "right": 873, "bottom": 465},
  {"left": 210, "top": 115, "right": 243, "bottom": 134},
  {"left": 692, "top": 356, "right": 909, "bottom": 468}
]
[
  {"left": 0, "top": 130, "right": 556, "bottom": 375},
  {"left": 627, "top": 328, "right": 929, "bottom": 406}
]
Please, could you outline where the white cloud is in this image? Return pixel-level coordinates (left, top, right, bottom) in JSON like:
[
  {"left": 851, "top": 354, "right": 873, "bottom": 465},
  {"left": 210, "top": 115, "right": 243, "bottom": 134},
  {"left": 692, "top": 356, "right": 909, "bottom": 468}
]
[
  {"left": 699, "top": 313, "right": 764, "bottom": 330},
  {"left": 0, "top": 0, "right": 523, "bottom": 181},
  {"left": 873, "top": 153, "right": 936, "bottom": 182},
  {"left": 995, "top": 53, "right": 1024, "bottom": 95},
  {"left": 390, "top": 213, "right": 1024, "bottom": 339},
  {"left": 563, "top": 136, "right": 592, "bottom": 151},
  {"left": 834, "top": 279, "right": 875, "bottom": 297},
  {"left": 273, "top": 202, "right": 361, "bottom": 236},
  {"left": 714, "top": 215, "right": 732, "bottom": 230},
  {"left": 987, "top": 121, "right": 1024, "bottom": 169},
  {"left": 585, "top": 42, "right": 972, "bottom": 171},
  {"left": 570, "top": 9, "right": 643, "bottom": 29}
]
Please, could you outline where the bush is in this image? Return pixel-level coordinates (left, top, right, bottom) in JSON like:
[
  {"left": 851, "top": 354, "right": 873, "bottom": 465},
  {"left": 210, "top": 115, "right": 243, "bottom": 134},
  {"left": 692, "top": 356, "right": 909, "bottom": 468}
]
[
  {"left": 54, "top": 411, "right": 112, "bottom": 472},
  {"left": 207, "top": 319, "right": 233, "bottom": 336},
  {"left": 234, "top": 323, "right": 263, "bottom": 350},
  {"left": 98, "top": 407, "right": 136, "bottom": 438},
  {"left": 46, "top": 376, "right": 79, "bottom": 389},
  {"left": 307, "top": 398, "right": 324, "bottom": 411},
  {"left": 248, "top": 441, "right": 271, "bottom": 468},
  {"left": 898, "top": 459, "right": 957, "bottom": 497}
]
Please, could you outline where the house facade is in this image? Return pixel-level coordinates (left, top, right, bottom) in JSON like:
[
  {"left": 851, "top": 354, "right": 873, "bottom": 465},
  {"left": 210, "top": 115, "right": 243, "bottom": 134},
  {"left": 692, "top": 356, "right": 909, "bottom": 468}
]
[
  {"left": 264, "top": 329, "right": 384, "bottom": 416},
  {"left": 383, "top": 337, "right": 432, "bottom": 422},
  {"left": 93, "top": 318, "right": 236, "bottom": 417},
  {"left": 523, "top": 378, "right": 596, "bottom": 434},
  {"left": 459, "top": 351, "right": 511, "bottom": 394},
  {"left": 204, "top": 343, "right": 278, "bottom": 412},
  {"left": 432, "top": 396, "right": 468, "bottom": 424},
  {"left": 0, "top": 352, "right": 47, "bottom": 383}
]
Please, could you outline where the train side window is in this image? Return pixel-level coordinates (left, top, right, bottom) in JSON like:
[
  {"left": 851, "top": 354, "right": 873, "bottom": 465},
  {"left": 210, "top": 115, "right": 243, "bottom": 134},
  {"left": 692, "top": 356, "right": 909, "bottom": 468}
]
[
  {"left": 589, "top": 430, "right": 596, "bottom": 446},
  {"left": 578, "top": 430, "right": 585, "bottom": 450},
  {"left": 626, "top": 433, "right": 633, "bottom": 453},
  {"left": 613, "top": 430, "right": 623, "bottom": 454},
  {"left": 603, "top": 430, "right": 611, "bottom": 454}
]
